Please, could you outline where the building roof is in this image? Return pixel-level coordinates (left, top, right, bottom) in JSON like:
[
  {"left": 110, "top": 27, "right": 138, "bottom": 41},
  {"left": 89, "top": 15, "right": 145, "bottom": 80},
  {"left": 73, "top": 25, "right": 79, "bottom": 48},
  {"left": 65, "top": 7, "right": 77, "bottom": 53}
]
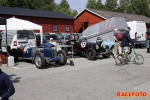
[
  {"left": 76, "top": 8, "right": 150, "bottom": 24},
  {"left": 0, "top": 6, "right": 74, "bottom": 20}
]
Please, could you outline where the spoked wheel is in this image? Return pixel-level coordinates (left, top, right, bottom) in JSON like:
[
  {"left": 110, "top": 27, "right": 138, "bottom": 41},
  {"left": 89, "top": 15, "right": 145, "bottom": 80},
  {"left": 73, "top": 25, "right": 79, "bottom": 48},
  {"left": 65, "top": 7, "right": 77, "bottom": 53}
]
[
  {"left": 57, "top": 50, "right": 67, "bottom": 65},
  {"left": 86, "top": 48, "right": 96, "bottom": 60},
  {"left": 34, "top": 52, "right": 45, "bottom": 69},
  {"left": 115, "top": 54, "right": 125, "bottom": 66},
  {"left": 134, "top": 54, "right": 144, "bottom": 65},
  {"left": 102, "top": 48, "right": 110, "bottom": 58}
]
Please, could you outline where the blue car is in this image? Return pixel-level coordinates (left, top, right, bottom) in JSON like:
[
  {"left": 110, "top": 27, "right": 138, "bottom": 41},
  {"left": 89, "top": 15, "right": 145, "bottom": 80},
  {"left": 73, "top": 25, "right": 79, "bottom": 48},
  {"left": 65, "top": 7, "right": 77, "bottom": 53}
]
[
  {"left": 13, "top": 42, "right": 67, "bottom": 69},
  {"left": 102, "top": 41, "right": 132, "bottom": 54},
  {"left": 101, "top": 41, "right": 114, "bottom": 54}
]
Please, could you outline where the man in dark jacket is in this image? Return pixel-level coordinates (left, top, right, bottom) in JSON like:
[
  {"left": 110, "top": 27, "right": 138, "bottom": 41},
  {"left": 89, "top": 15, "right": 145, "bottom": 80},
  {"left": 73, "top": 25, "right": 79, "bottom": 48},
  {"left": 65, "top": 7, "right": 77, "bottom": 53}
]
[
  {"left": 0, "top": 58, "right": 15, "bottom": 100},
  {"left": 121, "top": 27, "right": 134, "bottom": 58}
]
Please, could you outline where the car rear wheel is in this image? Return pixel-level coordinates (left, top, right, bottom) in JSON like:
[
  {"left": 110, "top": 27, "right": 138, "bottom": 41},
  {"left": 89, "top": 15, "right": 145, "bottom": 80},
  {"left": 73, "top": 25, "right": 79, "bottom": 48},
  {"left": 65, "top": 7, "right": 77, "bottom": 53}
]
[
  {"left": 86, "top": 48, "right": 96, "bottom": 60},
  {"left": 34, "top": 52, "right": 45, "bottom": 69},
  {"left": 57, "top": 50, "right": 67, "bottom": 65},
  {"left": 62, "top": 47, "right": 68, "bottom": 56}
]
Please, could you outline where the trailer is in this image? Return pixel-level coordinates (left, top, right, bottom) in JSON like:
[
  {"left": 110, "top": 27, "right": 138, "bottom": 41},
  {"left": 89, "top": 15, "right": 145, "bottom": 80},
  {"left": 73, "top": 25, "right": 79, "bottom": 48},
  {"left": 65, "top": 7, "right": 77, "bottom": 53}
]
[{"left": 82, "top": 17, "right": 128, "bottom": 41}]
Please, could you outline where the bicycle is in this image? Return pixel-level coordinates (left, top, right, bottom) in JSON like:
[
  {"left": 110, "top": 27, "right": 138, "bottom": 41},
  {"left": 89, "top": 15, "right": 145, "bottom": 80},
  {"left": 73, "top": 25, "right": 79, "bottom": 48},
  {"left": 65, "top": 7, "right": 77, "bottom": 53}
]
[{"left": 115, "top": 46, "right": 144, "bottom": 66}]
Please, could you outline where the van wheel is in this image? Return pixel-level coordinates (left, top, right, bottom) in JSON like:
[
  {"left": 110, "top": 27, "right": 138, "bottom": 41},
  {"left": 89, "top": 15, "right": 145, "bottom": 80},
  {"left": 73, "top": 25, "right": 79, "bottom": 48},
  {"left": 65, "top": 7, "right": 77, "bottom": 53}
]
[
  {"left": 10, "top": 49, "right": 18, "bottom": 62},
  {"left": 34, "top": 52, "right": 45, "bottom": 69}
]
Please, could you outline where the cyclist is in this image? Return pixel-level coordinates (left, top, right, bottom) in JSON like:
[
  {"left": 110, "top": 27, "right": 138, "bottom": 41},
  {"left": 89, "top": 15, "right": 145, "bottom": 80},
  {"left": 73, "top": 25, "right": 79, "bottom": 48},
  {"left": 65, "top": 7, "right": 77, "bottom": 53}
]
[{"left": 121, "top": 27, "right": 134, "bottom": 59}]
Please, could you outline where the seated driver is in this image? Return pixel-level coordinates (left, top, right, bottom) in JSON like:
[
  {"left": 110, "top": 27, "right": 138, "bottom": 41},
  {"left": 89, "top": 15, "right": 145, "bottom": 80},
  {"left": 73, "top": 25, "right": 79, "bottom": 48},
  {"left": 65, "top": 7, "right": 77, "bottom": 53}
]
[{"left": 49, "top": 38, "right": 61, "bottom": 52}]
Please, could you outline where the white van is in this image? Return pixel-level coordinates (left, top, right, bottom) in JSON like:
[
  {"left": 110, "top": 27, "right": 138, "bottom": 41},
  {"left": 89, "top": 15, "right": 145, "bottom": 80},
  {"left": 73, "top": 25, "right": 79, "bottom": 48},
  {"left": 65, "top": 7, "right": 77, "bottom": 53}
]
[
  {"left": 127, "top": 21, "right": 146, "bottom": 44},
  {"left": 1, "top": 30, "right": 36, "bottom": 62},
  {"left": 1, "top": 30, "right": 36, "bottom": 49}
]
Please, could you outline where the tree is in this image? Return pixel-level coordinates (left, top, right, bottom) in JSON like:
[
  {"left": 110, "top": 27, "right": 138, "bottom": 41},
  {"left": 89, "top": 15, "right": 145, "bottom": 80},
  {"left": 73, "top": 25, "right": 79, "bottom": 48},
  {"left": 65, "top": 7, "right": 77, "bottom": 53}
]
[
  {"left": 105, "top": 0, "right": 118, "bottom": 11},
  {"left": 54, "top": 0, "right": 78, "bottom": 17},
  {"left": 0, "top": 0, "right": 78, "bottom": 17},
  {"left": 39, "top": 0, "right": 56, "bottom": 11},
  {"left": 116, "top": 0, "right": 131, "bottom": 13},
  {"left": 86, "top": 0, "right": 96, "bottom": 9},
  {"left": 70, "top": 10, "right": 78, "bottom": 17},
  {"left": 56, "top": 0, "right": 71, "bottom": 15},
  {"left": 96, "top": 0, "right": 105, "bottom": 10},
  {"left": 0, "top": 0, "right": 56, "bottom": 10},
  {"left": 128, "top": 0, "right": 150, "bottom": 17}
]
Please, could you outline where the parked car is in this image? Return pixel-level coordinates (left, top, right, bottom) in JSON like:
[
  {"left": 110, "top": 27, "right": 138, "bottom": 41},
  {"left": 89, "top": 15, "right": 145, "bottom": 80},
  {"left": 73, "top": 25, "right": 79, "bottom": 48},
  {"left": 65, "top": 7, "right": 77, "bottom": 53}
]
[
  {"left": 66, "top": 36, "right": 111, "bottom": 60},
  {"left": 59, "top": 33, "right": 71, "bottom": 44},
  {"left": 102, "top": 41, "right": 132, "bottom": 55},
  {"left": 17, "top": 42, "right": 67, "bottom": 69},
  {"left": 36, "top": 34, "right": 60, "bottom": 46}
]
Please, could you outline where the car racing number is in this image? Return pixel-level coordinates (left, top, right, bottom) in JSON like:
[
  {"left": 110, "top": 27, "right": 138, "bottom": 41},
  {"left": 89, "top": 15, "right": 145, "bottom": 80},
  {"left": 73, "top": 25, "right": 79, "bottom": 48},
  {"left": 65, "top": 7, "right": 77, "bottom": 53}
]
[{"left": 81, "top": 42, "right": 86, "bottom": 48}]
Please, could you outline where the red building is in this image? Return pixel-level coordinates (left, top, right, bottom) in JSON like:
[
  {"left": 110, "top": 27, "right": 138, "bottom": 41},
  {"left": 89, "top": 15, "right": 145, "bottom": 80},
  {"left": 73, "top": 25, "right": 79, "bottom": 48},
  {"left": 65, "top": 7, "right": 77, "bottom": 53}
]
[
  {"left": 74, "top": 8, "right": 150, "bottom": 33},
  {"left": 0, "top": 6, "right": 75, "bottom": 33}
]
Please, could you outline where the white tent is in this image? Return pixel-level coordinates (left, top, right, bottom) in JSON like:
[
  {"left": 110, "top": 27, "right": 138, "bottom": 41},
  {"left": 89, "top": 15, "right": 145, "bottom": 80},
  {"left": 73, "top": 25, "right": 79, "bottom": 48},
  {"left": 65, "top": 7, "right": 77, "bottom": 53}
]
[{"left": 0, "top": 17, "right": 43, "bottom": 43}]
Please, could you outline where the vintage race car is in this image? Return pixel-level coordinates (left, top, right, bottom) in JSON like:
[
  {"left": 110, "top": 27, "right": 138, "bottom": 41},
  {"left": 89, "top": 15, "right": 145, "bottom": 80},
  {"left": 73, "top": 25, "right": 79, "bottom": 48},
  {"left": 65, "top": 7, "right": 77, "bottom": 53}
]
[
  {"left": 66, "top": 37, "right": 111, "bottom": 60},
  {"left": 9, "top": 43, "right": 67, "bottom": 69},
  {"left": 102, "top": 41, "right": 132, "bottom": 54}
]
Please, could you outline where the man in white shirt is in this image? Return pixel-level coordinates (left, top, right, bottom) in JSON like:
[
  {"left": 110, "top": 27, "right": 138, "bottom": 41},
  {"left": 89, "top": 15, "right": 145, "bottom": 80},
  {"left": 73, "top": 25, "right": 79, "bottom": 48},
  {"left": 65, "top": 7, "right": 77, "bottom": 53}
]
[{"left": 49, "top": 38, "right": 61, "bottom": 52}]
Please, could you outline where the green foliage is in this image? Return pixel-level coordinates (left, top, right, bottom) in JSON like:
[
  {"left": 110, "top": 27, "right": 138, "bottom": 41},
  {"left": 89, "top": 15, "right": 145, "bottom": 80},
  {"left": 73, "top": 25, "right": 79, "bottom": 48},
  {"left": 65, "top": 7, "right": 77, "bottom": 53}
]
[
  {"left": 0, "top": 0, "right": 78, "bottom": 17},
  {"left": 105, "top": 0, "right": 118, "bottom": 11},
  {"left": 128, "top": 0, "right": 150, "bottom": 17},
  {"left": 86, "top": 0, "right": 97, "bottom": 9},
  {"left": 54, "top": 0, "right": 78, "bottom": 17},
  {"left": 96, "top": 0, "right": 105, "bottom": 10}
]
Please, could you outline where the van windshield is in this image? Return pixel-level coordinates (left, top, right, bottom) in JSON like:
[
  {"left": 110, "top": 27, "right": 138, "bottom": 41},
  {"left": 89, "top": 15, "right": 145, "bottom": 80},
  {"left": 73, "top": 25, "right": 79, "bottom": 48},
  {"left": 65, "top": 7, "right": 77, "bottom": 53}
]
[{"left": 17, "top": 30, "right": 35, "bottom": 40}]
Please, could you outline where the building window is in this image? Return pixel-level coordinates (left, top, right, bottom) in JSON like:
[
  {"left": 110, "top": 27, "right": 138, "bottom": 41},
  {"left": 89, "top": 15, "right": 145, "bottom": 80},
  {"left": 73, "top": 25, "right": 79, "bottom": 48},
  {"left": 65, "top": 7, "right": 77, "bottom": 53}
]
[
  {"left": 65, "top": 26, "right": 70, "bottom": 32},
  {"left": 52, "top": 26, "right": 58, "bottom": 31}
]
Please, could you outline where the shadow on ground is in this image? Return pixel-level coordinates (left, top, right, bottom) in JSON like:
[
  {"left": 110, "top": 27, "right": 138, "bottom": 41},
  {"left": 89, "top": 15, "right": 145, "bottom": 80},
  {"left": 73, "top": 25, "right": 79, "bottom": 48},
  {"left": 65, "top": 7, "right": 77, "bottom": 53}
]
[{"left": 9, "top": 74, "right": 21, "bottom": 83}]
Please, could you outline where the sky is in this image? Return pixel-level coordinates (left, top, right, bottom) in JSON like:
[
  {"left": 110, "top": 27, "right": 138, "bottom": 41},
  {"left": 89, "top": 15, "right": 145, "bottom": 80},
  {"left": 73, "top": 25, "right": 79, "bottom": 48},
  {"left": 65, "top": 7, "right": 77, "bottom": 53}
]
[{"left": 55, "top": 0, "right": 105, "bottom": 13}]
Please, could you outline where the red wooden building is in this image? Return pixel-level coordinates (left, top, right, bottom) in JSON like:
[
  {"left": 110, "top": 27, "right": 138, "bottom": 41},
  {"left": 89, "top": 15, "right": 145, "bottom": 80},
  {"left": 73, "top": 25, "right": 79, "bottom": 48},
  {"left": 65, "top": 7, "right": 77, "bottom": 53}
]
[
  {"left": 0, "top": 6, "right": 75, "bottom": 33},
  {"left": 74, "top": 8, "right": 150, "bottom": 33}
]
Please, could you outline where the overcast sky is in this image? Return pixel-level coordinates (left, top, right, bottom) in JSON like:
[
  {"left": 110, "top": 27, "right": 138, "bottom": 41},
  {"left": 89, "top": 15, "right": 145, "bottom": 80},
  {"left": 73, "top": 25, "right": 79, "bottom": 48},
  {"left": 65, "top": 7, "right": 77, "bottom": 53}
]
[{"left": 54, "top": 0, "right": 105, "bottom": 13}]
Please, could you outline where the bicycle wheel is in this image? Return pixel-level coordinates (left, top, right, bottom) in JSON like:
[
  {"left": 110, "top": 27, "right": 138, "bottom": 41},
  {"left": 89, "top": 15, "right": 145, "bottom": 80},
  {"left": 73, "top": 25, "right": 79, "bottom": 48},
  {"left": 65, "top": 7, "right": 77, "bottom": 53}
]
[
  {"left": 127, "top": 54, "right": 132, "bottom": 62},
  {"left": 134, "top": 54, "right": 144, "bottom": 65},
  {"left": 115, "top": 54, "right": 124, "bottom": 66}
]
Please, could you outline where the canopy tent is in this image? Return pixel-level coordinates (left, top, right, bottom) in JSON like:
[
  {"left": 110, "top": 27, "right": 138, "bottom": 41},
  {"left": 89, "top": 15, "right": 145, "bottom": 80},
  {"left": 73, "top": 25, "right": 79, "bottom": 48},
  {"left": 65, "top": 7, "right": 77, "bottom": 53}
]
[
  {"left": 0, "top": 17, "right": 7, "bottom": 51},
  {"left": 82, "top": 17, "right": 128, "bottom": 41},
  {"left": 0, "top": 17, "right": 43, "bottom": 43}
]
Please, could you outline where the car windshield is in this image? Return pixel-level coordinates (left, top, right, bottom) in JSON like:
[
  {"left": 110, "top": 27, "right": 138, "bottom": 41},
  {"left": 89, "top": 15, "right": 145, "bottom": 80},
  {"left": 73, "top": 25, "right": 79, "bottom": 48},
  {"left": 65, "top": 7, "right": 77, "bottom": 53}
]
[
  {"left": 45, "top": 36, "right": 59, "bottom": 40},
  {"left": 60, "top": 34, "right": 70, "bottom": 40},
  {"left": 17, "top": 30, "right": 35, "bottom": 40}
]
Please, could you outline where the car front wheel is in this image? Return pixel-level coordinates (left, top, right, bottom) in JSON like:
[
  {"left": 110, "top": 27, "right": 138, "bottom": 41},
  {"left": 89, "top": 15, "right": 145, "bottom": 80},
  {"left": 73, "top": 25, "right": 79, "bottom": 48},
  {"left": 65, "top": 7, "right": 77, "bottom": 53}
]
[
  {"left": 34, "top": 52, "right": 45, "bottom": 69},
  {"left": 102, "top": 48, "right": 110, "bottom": 58},
  {"left": 86, "top": 48, "right": 96, "bottom": 60}
]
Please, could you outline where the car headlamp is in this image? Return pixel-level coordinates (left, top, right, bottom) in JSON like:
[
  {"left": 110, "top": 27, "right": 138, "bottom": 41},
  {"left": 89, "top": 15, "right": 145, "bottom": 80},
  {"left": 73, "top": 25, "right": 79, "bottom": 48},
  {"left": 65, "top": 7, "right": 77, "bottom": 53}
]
[
  {"left": 96, "top": 45, "right": 99, "bottom": 49},
  {"left": 70, "top": 41, "right": 75, "bottom": 45},
  {"left": 102, "top": 44, "right": 106, "bottom": 48}
]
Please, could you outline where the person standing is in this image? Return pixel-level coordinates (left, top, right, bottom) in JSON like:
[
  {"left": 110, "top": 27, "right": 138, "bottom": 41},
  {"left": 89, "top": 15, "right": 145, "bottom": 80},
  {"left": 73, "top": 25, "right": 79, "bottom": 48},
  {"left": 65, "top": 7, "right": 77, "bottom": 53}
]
[
  {"left": 121, "top": 27, "right": 134, "bottom": 58},
  {"left": 0, "top": 58, "right": 15, "bottom": 100},
  {"left": 145, "top": 31, "right": 150, "bottom": 53},
  {"left": 113, "top": 29, "right": 122, "bottom": 58}
]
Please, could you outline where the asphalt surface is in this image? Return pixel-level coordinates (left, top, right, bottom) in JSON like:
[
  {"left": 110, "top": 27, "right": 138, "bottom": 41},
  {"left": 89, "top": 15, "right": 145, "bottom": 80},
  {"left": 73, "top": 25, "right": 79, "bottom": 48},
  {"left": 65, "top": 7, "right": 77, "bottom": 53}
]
[{"left": 1, "top": 48, "right": 150, "bottom": 100}]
